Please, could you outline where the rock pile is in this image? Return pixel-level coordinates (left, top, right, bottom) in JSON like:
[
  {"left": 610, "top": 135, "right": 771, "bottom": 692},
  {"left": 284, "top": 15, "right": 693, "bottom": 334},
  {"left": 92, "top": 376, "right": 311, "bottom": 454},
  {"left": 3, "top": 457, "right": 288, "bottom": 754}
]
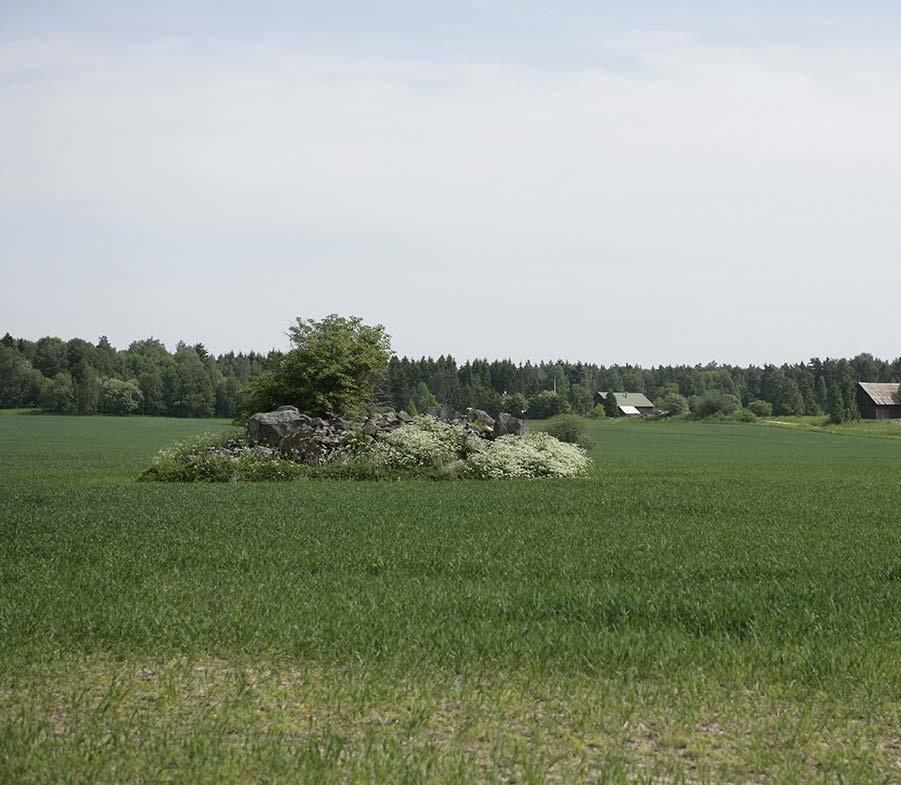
[{"left": 246, "top": 405, "right": 528, "bottom": 464}]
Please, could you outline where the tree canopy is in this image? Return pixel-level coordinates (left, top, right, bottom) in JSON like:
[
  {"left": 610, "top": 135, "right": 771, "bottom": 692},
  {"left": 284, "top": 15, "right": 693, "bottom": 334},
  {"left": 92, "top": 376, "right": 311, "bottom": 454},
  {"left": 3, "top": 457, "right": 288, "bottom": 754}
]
[{"left": 240, "top": 316, "right": 392, "bottom": 418}]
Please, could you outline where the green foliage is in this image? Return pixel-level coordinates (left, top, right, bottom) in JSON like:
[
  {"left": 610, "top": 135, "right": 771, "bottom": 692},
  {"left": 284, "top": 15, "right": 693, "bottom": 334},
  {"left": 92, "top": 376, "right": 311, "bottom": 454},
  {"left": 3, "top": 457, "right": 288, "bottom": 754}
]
[
  {"left": 39, "top": 372, "right": 76, "bottom": 413},
  {"left": 567, "top": 383, "right": 595, "bottom": 415},
  {"left": 829, "top": 378, "right": 860, "bottom": 424},
  {"left": 748, "top": 399, "right": 773, "bottom": 417},
  {"left": 32, "top": 336, "right": 68, "bottom": 377},
  {"left": 503, "top": 392, "right": 528, "bottom": 416},
  {"left": 544, "top": 414, "right": 593, "bottom": 449},
  {"left": 0, "top": 346, "right": 44, "bottom": 408},
  {"left": 1, "top": 333, "right": 276, "bottom": 418},
  {"left": 691, "top": 390, "right": 740, "bottom": 418},
  {"left": 241, "top": 315, "right": 391, "bottom": 419},
  {"left": 411, "top": 381, "right": 438, "bottom": 413},
  {"left": 774, "top": 377, "right": 805, "bottom": 415},
  {"left": 98, "top": 378, "right": 144, "bottom": 415},
  {"left": 656, "top": 392, "right": 689, "bottom": 416},
  {"left": 527, "top": 390, "right": 571, "bottom": 419},
  {"left": 463, "top": 383, "right": 503, "bottom": 418},
  {"left": 71, "top": 361, "right": 101, "bottom": 415},
  {"left": 602, "top": 390, "right": 619, "bottom": 418},
  {"left": 815, "top": 375, "right": 829, "bottom": 412}
]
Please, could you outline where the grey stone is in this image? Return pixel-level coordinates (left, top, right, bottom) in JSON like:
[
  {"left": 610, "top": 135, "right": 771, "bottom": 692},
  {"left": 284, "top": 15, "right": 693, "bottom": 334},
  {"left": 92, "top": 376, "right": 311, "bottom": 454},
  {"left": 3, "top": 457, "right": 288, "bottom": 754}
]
[
  {"left": 466, "top": 408, "right": 495, "bottom": 429},
  {"left": 397, "top": 410, "right": 413, "bottom": 423},
  {"left": 426, "top": 405, "right": 459, "bottom": 422},
  {"left": 248, "top": 409, "right": 313, "bottom": 447},
  {"left": 279, "top": 429, "right": 326, "bottom": 464},
  {"left": 276, "top": 405, "right": 299, "bottom": 412},
  {"left": 492, "top": 412, "right": 528, "bottom": 439}
]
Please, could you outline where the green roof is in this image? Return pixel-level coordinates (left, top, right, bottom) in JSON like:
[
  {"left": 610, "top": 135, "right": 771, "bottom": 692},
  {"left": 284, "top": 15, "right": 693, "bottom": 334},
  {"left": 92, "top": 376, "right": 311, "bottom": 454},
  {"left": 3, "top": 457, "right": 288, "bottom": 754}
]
[{"left": 597, "top": 391, "right": 654, "bottom": 409}]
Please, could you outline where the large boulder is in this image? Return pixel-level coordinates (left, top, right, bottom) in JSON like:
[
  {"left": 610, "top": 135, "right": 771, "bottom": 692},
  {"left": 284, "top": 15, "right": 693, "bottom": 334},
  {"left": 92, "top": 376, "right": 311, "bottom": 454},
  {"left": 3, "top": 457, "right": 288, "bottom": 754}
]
[
  {"left": 493, "top": 412, "right": 528, "bottom": 439},
  {"left": 248, "top": 409, "right": 313, "bottom": 448},
  {"left": 466, "top": 408, "right": 495, "bottom": 429}
]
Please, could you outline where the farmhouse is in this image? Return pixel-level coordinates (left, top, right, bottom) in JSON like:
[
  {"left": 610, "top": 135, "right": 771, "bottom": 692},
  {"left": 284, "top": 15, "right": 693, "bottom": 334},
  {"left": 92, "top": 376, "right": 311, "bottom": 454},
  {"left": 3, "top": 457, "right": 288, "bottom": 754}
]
[
  {"left": 594, "top": 391, "right": 655, "bottom": 416},
  {"left": 856, "top": 382, "right": 901, "bottom": 419}
]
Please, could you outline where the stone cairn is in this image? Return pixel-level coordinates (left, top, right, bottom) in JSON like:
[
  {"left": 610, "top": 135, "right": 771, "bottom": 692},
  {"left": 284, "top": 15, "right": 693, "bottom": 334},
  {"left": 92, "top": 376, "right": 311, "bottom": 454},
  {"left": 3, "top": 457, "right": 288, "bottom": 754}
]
[{"left": 246, "top": 405, "right": 528, "bottom": 465}]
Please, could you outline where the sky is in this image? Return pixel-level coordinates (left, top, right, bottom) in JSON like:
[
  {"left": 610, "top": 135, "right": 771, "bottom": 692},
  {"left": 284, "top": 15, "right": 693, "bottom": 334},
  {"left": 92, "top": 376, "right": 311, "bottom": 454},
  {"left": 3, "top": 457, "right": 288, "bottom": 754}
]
[{"left": 2, "top": 2, "right": 900, "bottom": 365}]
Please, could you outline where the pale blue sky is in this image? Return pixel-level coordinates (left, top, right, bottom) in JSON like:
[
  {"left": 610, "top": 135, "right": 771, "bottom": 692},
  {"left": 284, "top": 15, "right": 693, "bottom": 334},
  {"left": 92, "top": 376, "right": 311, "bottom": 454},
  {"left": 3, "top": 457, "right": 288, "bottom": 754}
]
[{"left": 2, "top": 3, "right": 900, "bottom": 363}]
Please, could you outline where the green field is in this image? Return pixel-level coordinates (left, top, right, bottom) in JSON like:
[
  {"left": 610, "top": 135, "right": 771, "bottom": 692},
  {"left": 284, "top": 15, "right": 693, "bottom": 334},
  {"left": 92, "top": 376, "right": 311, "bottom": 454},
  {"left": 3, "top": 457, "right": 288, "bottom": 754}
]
[{"left": 1, "top": 414, "right": 899, "bottom": 784}]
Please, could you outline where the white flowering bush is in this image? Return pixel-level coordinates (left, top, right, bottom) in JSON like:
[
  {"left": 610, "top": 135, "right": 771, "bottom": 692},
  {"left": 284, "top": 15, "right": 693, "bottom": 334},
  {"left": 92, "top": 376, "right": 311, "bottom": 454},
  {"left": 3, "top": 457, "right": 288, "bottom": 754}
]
[
  {"left": 410, "top": 415, "right": 486, "bottom": 456},
  {"left": 363, "top": 417, "right": 591, "bottom": 478},
  {"left": 363, "top": 416, "right": 487, "bottom": 469},
  {"left": 367, "top": 422, "right": 457, "bottom": 468},
  {"left": 465, "top": 433, "right": 593, "bottom": 479}
]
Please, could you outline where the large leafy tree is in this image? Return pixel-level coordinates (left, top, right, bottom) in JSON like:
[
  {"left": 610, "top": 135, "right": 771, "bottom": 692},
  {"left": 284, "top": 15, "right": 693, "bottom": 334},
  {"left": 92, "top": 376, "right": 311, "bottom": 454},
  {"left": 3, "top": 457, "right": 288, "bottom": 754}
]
[{"left": 242, "top": 315, "right": 392, "bottom": 418}]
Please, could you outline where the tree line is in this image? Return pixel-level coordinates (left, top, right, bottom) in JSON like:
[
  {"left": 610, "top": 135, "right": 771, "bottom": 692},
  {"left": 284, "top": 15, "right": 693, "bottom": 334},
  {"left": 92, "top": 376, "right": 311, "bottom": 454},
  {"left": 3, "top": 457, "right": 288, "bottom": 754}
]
[
  {"left": 0, "top": 333, "right": 278, "bottom": 417},
  {"left": 383, "top": 354, "right": 900, "bottom": 421},
  {"left": 1, "top": 329, "right": 898, "bottom": 421}
]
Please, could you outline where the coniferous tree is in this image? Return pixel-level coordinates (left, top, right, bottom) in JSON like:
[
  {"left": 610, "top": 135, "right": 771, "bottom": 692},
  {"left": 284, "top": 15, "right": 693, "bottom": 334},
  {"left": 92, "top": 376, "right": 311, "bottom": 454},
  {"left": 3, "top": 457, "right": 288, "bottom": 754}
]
[
  {"left": 814, "top": 375, "right": 829, "bottom": 413},
  {"left": 603, "top": 390, "right": 619, "bottom": 418}
]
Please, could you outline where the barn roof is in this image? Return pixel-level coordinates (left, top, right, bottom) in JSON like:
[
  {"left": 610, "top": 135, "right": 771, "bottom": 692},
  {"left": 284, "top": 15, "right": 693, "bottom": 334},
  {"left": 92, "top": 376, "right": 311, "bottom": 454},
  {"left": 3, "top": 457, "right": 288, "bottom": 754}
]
[
  {"left": 858, "top": 382, "right": 901, "bottom": 406},
  {"left": 597, "top": 391, "right": 654, "bottom": 409},
  {"left": 619, "top": 405, "right": 642, "bottom": 415}
]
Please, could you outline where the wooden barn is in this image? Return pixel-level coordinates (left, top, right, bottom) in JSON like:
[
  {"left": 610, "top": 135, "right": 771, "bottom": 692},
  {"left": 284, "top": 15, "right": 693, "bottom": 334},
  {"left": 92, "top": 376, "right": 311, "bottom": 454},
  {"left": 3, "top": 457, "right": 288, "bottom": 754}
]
[
  {"left": 594, "top": 391, "right": 655, "bottom": 416},
  {"left": 856, "top": 382, "right": 901, "bottom": 420}
]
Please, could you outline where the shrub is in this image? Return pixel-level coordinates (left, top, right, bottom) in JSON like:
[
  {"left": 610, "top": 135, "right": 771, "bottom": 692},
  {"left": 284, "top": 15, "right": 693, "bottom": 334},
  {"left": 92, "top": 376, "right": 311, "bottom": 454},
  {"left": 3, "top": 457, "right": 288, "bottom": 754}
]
[
  {"left": 748, "top": 400, "right": 773, "bottom": 418},
  {"left": 140, "top": 455, "right": 235, "bottom": 483},
  {"left": 138, "top": 430, "right": 247, "bottom": 482},
  {"left": 735, "top": 408, "right": 757, "bottom": 422},
  {"left": 691, "top": 391, "right": 740, "bottom": 418},
  {"left": 526, "top": 391, "right": 571, "bottom": 419},
  {"left": 466, "top": 433, "right": 593, "bottom": 479},
  {"left": 98, "top": 377, "right": 144, "bottom": 415},
  {"left": 544, "top": 414, "right": 592, "bottom": 449},
  {"left": 233, "top": 455, "right": 307, "bottom": 482},
  {"left": 368, "top": 424, "right": 458, "bottom": 469},
  {"left": 503, "top": 392, "right": 528, "bottom": 417},
  {"left": 365, "top": 416, "right": 482, "bottom": 469},
  {"left": 39, "top": 372, "right": 75, "bottom": 413},
  {"left": 656, "top": 392, "right": 689, "bottom": 417}
]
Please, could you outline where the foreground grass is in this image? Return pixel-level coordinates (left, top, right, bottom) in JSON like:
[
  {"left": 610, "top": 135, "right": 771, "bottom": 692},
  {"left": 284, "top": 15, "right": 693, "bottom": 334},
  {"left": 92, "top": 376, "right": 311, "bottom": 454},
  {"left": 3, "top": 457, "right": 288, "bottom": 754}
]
[{"left": 1, "top": 414, "right": 899, "bottom": 783}]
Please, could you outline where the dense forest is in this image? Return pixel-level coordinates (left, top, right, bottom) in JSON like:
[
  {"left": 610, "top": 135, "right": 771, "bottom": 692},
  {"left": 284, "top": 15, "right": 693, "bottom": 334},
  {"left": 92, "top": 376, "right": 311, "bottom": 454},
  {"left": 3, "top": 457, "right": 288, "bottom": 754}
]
[
  {"left": 0, "top": 334, "right": 276, "bottom": 418},
  {"left": 1, "top": 332, "right": 898, "bottom": 420}
]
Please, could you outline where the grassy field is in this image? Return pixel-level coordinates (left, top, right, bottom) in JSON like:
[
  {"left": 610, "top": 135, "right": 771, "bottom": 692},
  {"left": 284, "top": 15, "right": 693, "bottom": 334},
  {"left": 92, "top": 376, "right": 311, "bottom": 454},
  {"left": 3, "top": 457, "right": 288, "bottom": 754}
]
[
  {"left": 1, "top": 413, "right": 898, "bottom": 783},
  {"left": 754, "top": 414, "right": 901, "bottom": 440}
]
